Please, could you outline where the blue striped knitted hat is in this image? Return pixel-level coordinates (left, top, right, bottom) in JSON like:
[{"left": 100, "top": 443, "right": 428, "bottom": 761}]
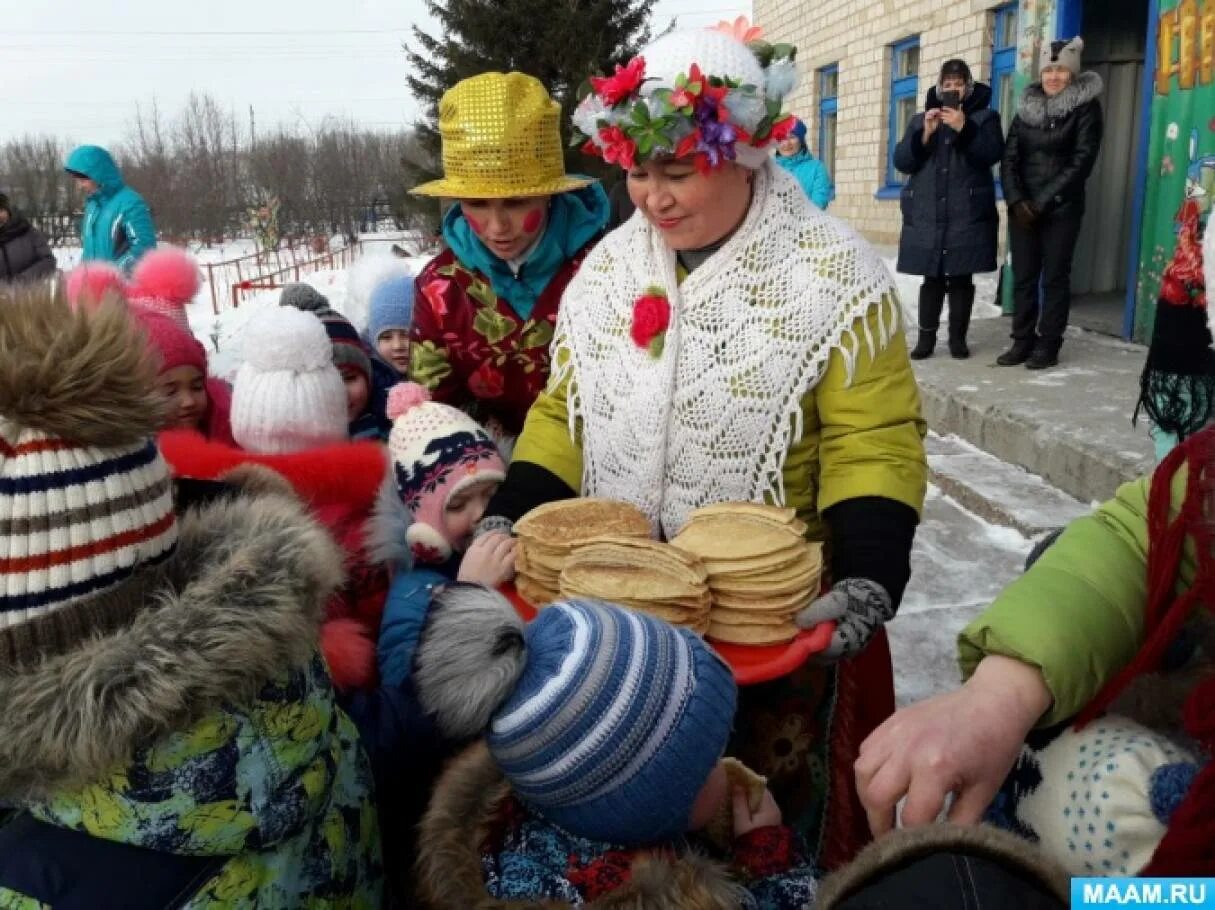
[{"left": 493, "top": 599, "right": 736, "bottom": 844}]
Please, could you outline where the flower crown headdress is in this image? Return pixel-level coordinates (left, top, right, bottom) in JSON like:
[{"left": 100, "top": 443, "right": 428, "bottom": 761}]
[{"left": 572, "top": 18, "right": 799, "bottom": 174}]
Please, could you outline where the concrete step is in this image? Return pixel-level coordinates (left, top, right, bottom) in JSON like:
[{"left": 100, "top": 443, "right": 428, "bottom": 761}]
[
  {"left": 911, "top": 318, "right": 1156, "bottom": 505},
  {"left": 926, "top": 433, "right": 1092, "bottom": 536}
]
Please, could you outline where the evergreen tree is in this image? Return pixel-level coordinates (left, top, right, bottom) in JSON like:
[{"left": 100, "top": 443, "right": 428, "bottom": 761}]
[{"left": 403, "top": 0, "right": 659, "bottom": 227}]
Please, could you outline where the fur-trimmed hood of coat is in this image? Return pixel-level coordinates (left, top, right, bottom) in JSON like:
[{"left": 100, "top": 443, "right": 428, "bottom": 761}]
[
  {"left": 415, "top": 742, "right": 747, "bottom": 909},
  {"left": 1017, "top": 71, "right": 1104, "bottom": 127},
  {"left": 0, "top": 482, "right": 344, "bottom": 800},
  {"left": 815, "top": 823, "right": 1071, "bottom": 908}
]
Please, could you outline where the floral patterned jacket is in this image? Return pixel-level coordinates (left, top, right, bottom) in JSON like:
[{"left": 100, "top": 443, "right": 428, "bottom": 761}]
[{"left": 410, "top": 246, "right": 592, "bottom": 438}]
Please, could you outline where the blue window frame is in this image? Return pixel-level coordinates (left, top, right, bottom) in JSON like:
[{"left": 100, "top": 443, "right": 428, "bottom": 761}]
[
  {"left": 990, "top": 3, "right": 1019, "bottom": 134},
  {"left": 885, "top": 36, "right": 920, "bottom": 189},
  {"left": 818, "top": 64, "right": 839, "bottom": 183}
]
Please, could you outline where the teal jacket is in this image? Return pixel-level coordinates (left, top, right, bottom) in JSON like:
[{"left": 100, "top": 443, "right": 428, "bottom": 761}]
[
  {"left": 65, "top": 145, "right": 158, "bottom": 274},
  {"left": 776, "top": 151, "right": 833, "bottom": 210}
]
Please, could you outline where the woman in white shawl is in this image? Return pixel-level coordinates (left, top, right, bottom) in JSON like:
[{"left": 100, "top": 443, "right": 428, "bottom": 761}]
[{"left": 480, "top": 23, "right": 929, "bottom": 869}]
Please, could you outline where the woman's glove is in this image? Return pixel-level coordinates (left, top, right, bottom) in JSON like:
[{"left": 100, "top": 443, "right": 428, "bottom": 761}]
[
  {"left": 794, "top": 577, "right": 894, "bottom": 661},
  {"left": 1010, "top": 200, "right": 1039, "bottom": 228}
]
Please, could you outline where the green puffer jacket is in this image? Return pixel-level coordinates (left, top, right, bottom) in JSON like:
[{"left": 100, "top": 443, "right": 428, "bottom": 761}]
[
  {"left": 958, "top": 468, "right": 1192, "bottom": 726},
  {"left": 0, "top": 487, "right": 383, "bottom": 908}
]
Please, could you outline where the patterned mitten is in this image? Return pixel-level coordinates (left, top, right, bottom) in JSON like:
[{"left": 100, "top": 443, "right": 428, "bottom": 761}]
[
  {"left": 795, "top": 578, "right": 894, "bottom": 661},
  {"left": 474, "top": 515, "right": 515, "bottom": 538}
]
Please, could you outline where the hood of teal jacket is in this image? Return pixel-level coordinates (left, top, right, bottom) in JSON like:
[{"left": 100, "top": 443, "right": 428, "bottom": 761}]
[
  {"left": 65, "top": 145, "right": 126, "bottom": 197},
  {"left": 776, "top": 149, "right": 815, "bottom": 171},
  {"left": 442, "top": 183, "right": 609, "bottom": 319}
]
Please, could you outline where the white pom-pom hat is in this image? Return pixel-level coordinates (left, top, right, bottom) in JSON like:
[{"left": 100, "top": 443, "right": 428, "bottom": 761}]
[
  {"left": 386, "top": 382, "right": 506, "bottom": 563},
  {"left": 230, "top": 307, "right": 349, "bottom": 454}
]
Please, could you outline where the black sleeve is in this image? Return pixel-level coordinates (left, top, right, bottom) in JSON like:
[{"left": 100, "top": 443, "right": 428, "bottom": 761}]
[
  {"left": 958, "top": 115, "right": 1005, "bottom": 170},
  {"left": 1000, "top": 117, "right": 1026, "bottom": 208},
  {"left": 484, "top": 460, "right": 577, "bottom": 525},
  {"left": 893, "top": 116, "right": 930, "bottom": 175},
  {"left": 822, "top": 496, "right": 920, "bottom": 609}
]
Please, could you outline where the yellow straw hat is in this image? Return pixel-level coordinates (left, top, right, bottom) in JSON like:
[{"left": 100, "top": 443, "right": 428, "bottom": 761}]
[{"left": 411, "top": 72, "right": 594, "bottom": 199}]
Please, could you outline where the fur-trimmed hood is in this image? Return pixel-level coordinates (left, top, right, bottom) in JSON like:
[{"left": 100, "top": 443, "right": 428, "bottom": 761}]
[
  {"left": 815, "top": 823, "right": 1071, "bottom": 908},
  {"left": 0, "top": 484, "right": 343, "bottom": 801},
  {"left": 415, "top": 742, "right": 746, "bottom": 909},
  {"left": 1017, "top": 71, "right": 1103, "bottom": 127}
]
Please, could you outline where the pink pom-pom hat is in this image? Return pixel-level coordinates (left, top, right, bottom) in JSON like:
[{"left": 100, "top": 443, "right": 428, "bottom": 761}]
[
  {"left": 386, "top": 381, "right": 433, "bottom": 421},
  {"left": 127, "top": 247, "right": 201, "bottom": 332},
  {"left": 65, "top": 262, "right": 126, "bottom": 311}
]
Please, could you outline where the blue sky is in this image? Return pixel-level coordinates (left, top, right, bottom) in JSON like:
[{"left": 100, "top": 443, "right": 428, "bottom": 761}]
[{"left": 6, "top": 0, "right": 747, "bottom": 147}]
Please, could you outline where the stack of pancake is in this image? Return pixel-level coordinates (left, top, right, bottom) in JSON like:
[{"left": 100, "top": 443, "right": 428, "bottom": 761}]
[
  {"left": 670, "top": 503, "right": 823, "bottom": 645},
  {"left": 514, "top": 498, "right": 651, "bottom": 605},
  {"left": 558, "top": 537, "right": 712, "bottom": 633}
]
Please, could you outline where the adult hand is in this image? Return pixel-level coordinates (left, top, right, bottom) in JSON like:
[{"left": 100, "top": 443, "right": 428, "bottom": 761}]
[
  {"left": 854, "top": 655, "right": 1052, "bottom": 838},
  {"left": 733, "top": 786, "right": 782, "bottom": 838},
  {"left": 795, "top": 577, "right": 894, "bottom": 661},
  {"left": 922, "top": 109, "right": 942, "bottom": 141},
  {"left": 456, "top": 531, "right": 517, "bottom": 587},
  {"left": 1010, "top": 200, "right": 1039, "bottom": 228},
  {"left": 940, "top": 106, "right": 966, "bottom": 132}
]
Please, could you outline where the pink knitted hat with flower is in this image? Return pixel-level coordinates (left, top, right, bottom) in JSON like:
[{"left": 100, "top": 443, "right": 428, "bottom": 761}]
[
  {"left": 127, "top": 247, "right": 201, "bottom": 332},
  {"left": 386, "top": 382, "right": 506, "bottom": 563},
  {"left": 131, "top": 309, "right": 208, "bottom": 376}
]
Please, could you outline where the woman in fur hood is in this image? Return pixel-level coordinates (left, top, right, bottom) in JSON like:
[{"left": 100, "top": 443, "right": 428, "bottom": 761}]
[
  {"left": 998, "top": 36, "right": 1104, "bottom": 370},
  {"left": 0, "top": 282, "right": 382, "bottom": 907}
]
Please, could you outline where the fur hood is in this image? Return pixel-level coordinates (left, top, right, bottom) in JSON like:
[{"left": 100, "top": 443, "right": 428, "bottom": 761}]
[
  {"left": 0, "top": 484, "right": 343, "bottom": 800},
  {"left": 1017, "top": 71, "right": 1103, "bottom": 127},
  {"left": 815, "top": 823, "right": 1071, "bottom": 908},
  {"left": 415, "top": 742, "right": 746, "bottom": 909}
]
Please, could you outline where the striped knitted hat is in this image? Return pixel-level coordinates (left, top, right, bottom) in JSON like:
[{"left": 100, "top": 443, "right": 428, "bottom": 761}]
[
  {"left": 280, "top": 283, "right": 372, "bottom": 384},
  {"left": 414, "top": 586, "right": 737, "bottom": 844},
  {"left": 0, "top": 282, "right": 177, "bottom": 665}
]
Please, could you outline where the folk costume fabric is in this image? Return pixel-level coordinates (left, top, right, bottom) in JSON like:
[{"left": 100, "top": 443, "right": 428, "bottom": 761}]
[{"left": 536, "top": 162, "right": 918, "bottom": 539}]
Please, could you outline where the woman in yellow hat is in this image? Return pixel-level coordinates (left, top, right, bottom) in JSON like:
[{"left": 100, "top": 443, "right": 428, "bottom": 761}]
[
  {"left": 409, "top": 72, "right": 610, "bottom": 450},
  {"left": 477, "top": 24, "right": 927, "bottom": 870}
]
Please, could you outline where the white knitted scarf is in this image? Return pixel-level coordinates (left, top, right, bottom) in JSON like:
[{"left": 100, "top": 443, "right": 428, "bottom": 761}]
[{"left": 551, "top": 162, "right": 900, "bottom": 538}]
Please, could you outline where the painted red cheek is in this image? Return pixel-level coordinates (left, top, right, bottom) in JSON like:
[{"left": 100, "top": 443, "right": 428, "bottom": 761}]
[
  {"left": 522, "top": 209, "right": 543, "bottom": 233},
  {"left": 466, "top": 214, "right": 485, "bottom": 234}
]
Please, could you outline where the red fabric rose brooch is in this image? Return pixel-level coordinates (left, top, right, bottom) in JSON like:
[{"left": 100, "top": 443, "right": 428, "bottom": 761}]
[{"left": 631, "top": 287, "right": 670, "bottom": 358}]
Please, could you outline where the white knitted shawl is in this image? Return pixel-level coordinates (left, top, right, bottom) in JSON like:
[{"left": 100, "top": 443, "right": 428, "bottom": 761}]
[{"left": 552, "top": 162, "right": 900, "bottom": 538}]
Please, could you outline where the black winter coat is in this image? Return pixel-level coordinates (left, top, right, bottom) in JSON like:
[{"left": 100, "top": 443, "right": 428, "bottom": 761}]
[
  {"left": 1000, "top": 72, "right": 1104, "bottom": 218},
  {"left": 895, "top": 83, "right": 1005, "bottom": 277},
  {"left": 0, "top": 211, "right": 56, "bottom": 282}
]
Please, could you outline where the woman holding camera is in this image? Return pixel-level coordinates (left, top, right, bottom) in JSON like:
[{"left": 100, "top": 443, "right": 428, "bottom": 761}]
[
  {"left": 895, "top": 59, "right": 1004, "bottom": 361},
  {"left": 999, "top": 37, "right": 1103, "bottom": 370}
]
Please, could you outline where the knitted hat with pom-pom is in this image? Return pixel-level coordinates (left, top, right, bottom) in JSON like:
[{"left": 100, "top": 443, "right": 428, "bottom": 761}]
[
  {"left": 127, "top": 247, "right": 200, "bottom": 332},
  {"left": 132, "top": 309, "right": 207, "bottom": 377},
  {"left": 1, "top": 282, "right": 177, "bottom": 666},
  {"left": 230, "top": 307, "right": 348, "bottom": 454},
  {"left": 65, "top": 261, "right": 126, "bottom": 310},
  {"left": 413, "top": 586, "right": 738, "bottom": 845},
  {"left": 280, "top": 282, "right": 373, "bottom": 385},
  {"left": 386, "top": 382, "right": 505, "bottom": 563}
]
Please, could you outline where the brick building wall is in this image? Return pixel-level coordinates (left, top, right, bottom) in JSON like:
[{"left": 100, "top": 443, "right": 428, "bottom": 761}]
[{"left": 756, "top": 0, "right": 1014, "bottom": 248}]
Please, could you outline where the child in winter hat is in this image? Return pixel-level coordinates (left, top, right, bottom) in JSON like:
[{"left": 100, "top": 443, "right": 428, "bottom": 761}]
[
  {"left": 119, "top": 247, "right": 236, "bottom": 445},
  {"left": 231, "top": 305, "right": 349, "bottom": 454},
  {"left": 1, "top": 284, "right": 177, "bottom": 651},
  {"left": 0, "top": 280, "right": 384, "bottom": 905},
  {"left": 410, "top": 586, "right": 819, "bottom": 906},
  {"left": 281, "top": 282, "right": 389, "bottom": 440},
  {"left": 368, "top": 274, "right": 415, "bottom": 378}
]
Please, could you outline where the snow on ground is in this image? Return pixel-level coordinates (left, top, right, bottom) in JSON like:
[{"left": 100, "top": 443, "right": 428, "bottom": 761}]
[{"left": 880, "top": 255, "right": 1002, "bottom": 328}]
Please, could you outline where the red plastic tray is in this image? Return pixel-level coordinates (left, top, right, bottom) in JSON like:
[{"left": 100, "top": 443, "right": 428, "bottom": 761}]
[{"left": 500, "top": 585, "right": 834, "bottom": 686}]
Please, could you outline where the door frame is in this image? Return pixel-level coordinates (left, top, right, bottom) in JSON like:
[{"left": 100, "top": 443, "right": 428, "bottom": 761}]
[{"left": 1055, "top": 0, "right": 1158, "bottom": 340}]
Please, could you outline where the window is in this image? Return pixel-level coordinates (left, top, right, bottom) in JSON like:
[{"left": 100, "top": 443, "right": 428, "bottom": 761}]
[
  {"left": 990, "top": 3, "right": 1019, "bottom": 134},
  {"left": 886, "top": 37, "right": 920, "bottom": 188},
  {"left": 818, "top": 64, "right": 839, "bottom": 181}
]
